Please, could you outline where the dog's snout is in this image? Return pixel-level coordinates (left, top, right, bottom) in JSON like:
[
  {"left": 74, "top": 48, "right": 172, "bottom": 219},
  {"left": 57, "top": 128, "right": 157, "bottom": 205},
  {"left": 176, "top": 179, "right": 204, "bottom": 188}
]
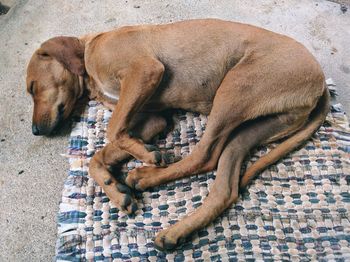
[{"left": 32, "top": 124, "right": 41, "bottom": 136}]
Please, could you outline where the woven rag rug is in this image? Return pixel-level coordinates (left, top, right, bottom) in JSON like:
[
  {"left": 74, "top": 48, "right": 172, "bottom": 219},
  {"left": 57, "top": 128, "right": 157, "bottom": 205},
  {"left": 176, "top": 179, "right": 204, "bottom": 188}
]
[{"left": 56, "top": 80, "right": 350, "bottom": 261}]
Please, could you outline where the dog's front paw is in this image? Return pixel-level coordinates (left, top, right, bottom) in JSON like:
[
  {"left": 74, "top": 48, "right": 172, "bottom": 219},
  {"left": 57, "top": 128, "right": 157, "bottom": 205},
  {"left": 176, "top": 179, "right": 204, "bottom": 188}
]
[
  {"left": 104, "top": 181, "right": 138, "bottom": 215},
  {"left": 89, "top": 152, "right": 138, "bottom": 215},
  {"left": 125, "top": 166, "right": 161, "bottom": 191},
  {"left": 92, "top": 175, "right": 138, "bottom": 215},
  {"left": 154, "top": 227, "right": 186, "bottom": 251},
  {"left": 145, "top": 144, "right": 172, "bottom": 167},
  {"left": 116, "top": 184, "right": 138, "bottom": 214}
]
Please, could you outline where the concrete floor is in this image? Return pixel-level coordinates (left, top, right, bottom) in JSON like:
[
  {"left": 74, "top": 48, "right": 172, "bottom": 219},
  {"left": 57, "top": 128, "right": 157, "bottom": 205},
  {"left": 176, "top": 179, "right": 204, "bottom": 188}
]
[{"left": 0, "top": 0, "right": 349, "bottom": 261}]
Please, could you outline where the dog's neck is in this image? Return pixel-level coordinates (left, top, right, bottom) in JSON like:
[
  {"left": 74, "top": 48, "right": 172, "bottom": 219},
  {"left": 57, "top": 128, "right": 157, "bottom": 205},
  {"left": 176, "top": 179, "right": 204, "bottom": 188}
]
[
  {"left": 77, "top": 75, "right": 95, "bottom": 100},
  {"left": 78, "top": 69, "right": 117, "bottom": 111},
  {"left": 77, "top": 33, "right": 118, "bottom": 110},
  {"left": 78, "top": 75, "right": 85, "bottom": 98}
]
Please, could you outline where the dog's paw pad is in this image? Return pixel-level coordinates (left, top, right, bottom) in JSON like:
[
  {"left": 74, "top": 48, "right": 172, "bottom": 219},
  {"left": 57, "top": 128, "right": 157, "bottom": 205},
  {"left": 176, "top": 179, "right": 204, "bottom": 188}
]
[
  {"left": 145, "top": 144, "right": 170, "bottom": 166},
  {"left": 154, "top": 151, "right": 162, "bottom": 165},
  {"left": 161, "top": 152, "right": 172, "bottom": 165},
  {"left": 153, "top": 151, "right": 171, "bottom": 167},
  {"left": 119, "top": 193, "right": 138, "bottom": 215},
  {"left": 122, "top": 194, "right": 132, "bottom": 208},
  {"left": 145, "top": 144, "right": 159, "bottom": 152},
  {"left": 131, "top": 202, "right": 138, "bottom": 214},
  {"left": 125, "top": 166, "right": 162, "bottom": 191},
  {"left": 154, "top": 230, "right": 186, "bottom": 251},
  {"left": 104, "top": 178, "right": 113, "bottom": 185},
  {"left": 125, "top": 171, "right": 143, "bottom": 191},
  {"left": 116, "top": 183, "right": 132, "bottom": 194}
]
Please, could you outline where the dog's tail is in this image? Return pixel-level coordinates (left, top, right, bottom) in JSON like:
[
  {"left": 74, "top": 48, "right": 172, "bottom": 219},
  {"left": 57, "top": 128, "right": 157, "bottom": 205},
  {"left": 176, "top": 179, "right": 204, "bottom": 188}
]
[{"left": 239, "top": 86, "right": 330, "bottom": 189}]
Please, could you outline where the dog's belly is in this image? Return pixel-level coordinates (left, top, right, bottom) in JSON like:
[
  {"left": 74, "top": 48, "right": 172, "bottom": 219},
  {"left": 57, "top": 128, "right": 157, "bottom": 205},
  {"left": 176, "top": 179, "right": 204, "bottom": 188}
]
[
  {"left": 147, "top": 80, "right": 217, "bottom": 115},
  {"left": 95, "top": 80, "right": 216, "bottom": 115}
]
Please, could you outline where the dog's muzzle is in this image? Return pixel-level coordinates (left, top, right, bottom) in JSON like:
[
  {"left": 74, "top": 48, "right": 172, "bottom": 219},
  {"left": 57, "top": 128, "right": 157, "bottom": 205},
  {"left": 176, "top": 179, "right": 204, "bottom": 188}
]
[
  {"left": 31, "top": 104, "right": 65, "bottom": 136},
  {"left": 32, "top": 124, "right": 40, "bottom": 136}
]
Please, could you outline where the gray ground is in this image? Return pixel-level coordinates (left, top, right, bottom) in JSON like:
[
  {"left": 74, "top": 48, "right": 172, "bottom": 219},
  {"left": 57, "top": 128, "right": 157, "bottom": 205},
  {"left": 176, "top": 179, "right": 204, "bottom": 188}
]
[{"left": 0, "top": 0, "right": 349, "bottom": 261}]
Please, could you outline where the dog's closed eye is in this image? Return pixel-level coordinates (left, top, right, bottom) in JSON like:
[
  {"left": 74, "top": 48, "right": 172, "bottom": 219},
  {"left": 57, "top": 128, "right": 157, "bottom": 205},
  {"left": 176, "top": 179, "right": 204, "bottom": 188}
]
[
  {"left": 39, "top": 53, "right": 50, "bottom": 58},
  {"left": 37, "top": 50, "right": 51, "bottom": 60},
  {"left": 29, "top": 81, "right": 35, "bottom": 95}
]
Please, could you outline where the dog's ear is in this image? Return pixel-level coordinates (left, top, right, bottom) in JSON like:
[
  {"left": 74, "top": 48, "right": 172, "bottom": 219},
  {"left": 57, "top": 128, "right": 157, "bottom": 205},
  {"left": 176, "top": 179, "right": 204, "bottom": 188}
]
[{"left": 38, "top": 36, "right": 85, "bottom": 76}]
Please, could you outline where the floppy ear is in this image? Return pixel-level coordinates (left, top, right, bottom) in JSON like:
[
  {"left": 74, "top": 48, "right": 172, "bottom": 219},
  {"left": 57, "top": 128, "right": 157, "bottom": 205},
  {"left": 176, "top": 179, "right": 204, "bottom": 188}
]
[{"left": 38, "top": 36, "right": 85, "bottom": 76}]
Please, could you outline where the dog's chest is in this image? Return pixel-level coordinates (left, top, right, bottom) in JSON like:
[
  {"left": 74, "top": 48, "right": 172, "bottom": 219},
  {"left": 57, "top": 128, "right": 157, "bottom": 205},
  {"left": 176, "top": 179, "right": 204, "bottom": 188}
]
[
  {"left": 88, "top": 76, "right": 120, "bottom": 105},
  {"left": 101, "top": 88, "right": 119, "bottom": 100}
]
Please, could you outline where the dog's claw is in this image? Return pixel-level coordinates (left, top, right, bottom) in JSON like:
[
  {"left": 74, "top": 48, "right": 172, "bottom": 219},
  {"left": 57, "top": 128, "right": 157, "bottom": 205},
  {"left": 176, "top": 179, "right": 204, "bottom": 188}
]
[
  {"left": 154, "top": 151, "right": 162, "bottom": 165},
  {"left": 117, "top": 173, "right": 128, "bottom": 184},
  {"left": 239, "top": 186, "right": 247, "bottom": 195},
  {"left": 154, "top": 151, "right": 171, "bottom": 167},
  {"left": 163, "top": 240, "right": 177, "bottom": 250},
  {"left": 144, "top": 144, "right": 170, "bottom": 167},
  {"left": 162, "top": 152, "right": 172, "bottom": 165},
  {"left": 102, "top": 180, "right": 136, "bottom": 215},
  {"left": 154, "top": 229, "right": 186, "bottom": 251},
  {"left": 122, "top": 194, "right": 132, "bottom": 208},
  {"left": 104, "top": 178, "right": 113, "bottom": 185},
  {"left": 134, "top": 183, "right": 143, "bottom": 192},
  {"left": 106, "top": 163, "right": 121, "bottom": 174},
  {"left": 145, "top": 144, "right": 159, "bottom": 152},
  {"left": 154, "top": 237, "right": 167, "bottom": 251},
  {"left": 119, "top": 193, "right": 138, "bottom": 215},
  {"left": 125, "top": 166, "right": 160, "bottom": 191},
  {"left": 131, "top": 202, "right": 138, "bottom": 213},
  {"left": 128, "top": 130, "right": 135, "bottom": 138},
  {"left": 117, "top": 183, "right": 132, "bottom": 194}
]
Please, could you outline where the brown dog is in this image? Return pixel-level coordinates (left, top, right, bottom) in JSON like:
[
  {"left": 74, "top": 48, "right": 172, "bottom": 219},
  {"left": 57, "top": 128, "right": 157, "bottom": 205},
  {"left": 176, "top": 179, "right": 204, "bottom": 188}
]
[{"left": 26, "top": 19, "right": 329, "bottom": 250}]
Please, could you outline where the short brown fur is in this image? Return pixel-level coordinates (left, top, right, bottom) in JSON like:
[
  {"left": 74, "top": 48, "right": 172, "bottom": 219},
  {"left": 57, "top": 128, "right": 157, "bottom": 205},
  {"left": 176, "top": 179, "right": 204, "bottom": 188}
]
[{"left": 26, "top": 19, "right": 329, "bottom": 250}]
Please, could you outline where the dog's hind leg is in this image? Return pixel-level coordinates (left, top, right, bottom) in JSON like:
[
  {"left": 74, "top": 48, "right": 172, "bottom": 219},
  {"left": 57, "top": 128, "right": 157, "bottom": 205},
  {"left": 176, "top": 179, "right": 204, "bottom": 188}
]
[
  {"left": 125, "top": 54, "right": 322, "bottom": 191},
  {"left": 125, "top": 73, "right": 248, "bottom": 190},
  {"left": 125, "top": 65, "right": 280, "bottom": 190},
  {"left": 154, "top": 112, "right": 308, "bottom": 250},
  {"left": 89, "top": 112, "right": 168, "bottom": 214}
]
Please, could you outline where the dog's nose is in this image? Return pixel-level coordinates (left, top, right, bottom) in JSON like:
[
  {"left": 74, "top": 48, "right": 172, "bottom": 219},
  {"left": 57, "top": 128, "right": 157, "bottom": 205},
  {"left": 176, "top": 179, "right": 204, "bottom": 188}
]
[{"left": 32, "top": 124, "right": 40, "bottom": 136}]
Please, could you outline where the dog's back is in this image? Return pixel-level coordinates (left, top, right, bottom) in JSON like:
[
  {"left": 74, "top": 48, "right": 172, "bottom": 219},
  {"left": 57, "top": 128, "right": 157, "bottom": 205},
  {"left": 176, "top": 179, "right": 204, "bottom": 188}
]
[{"left": 86, "top": 19, "right": 322, "bottom": 114}]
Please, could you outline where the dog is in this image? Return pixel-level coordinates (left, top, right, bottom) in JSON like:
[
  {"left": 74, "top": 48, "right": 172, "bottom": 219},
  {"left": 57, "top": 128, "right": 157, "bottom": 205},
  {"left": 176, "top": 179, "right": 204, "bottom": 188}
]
[{"left": 26, "top": 19, "right": 329, "bottom": 250}]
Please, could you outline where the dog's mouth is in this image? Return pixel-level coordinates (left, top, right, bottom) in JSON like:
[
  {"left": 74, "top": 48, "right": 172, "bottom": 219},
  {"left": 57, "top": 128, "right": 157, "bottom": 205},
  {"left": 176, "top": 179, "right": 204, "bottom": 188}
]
[
  {"left": 57, "top": 103, "right": 65, "bottom": 119},
  {"left": 32, "top": 103, "right": 65, "bottom": 136},
  {"left": 49, "top": 103, "right": 67, "bottom": 134}
]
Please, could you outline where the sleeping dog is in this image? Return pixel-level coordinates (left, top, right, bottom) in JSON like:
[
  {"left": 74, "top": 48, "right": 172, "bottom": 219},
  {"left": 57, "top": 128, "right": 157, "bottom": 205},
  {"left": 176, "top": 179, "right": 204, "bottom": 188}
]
[{"left": 26, "top": 19, "right": 329, "bottom": 250}]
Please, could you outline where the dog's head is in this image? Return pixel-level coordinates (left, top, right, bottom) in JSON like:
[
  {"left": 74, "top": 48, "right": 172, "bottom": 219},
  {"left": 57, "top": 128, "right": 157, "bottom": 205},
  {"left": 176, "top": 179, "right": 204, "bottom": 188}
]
[{"left": 26, "top": 36, "right": 85, "bottom": 136}]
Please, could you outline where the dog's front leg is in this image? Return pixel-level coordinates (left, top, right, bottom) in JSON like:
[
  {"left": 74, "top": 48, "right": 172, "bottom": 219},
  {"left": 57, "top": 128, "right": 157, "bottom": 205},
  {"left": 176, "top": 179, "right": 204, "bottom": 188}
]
[
  {"left": 89, "top": 112, "right": 168, "bottom": 214},
  {"left": 105, "top": 56, "right": 170, "bottom": 166},
  {"left": 88, "top": 57, "right": 166, "bottom": 215}
]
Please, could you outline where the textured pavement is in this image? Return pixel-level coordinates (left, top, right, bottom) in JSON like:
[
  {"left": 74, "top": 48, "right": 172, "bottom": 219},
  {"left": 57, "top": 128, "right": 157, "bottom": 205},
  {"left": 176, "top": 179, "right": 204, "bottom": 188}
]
[{"left": 0, "top": 0, "right": 349, "bottom": 261}]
